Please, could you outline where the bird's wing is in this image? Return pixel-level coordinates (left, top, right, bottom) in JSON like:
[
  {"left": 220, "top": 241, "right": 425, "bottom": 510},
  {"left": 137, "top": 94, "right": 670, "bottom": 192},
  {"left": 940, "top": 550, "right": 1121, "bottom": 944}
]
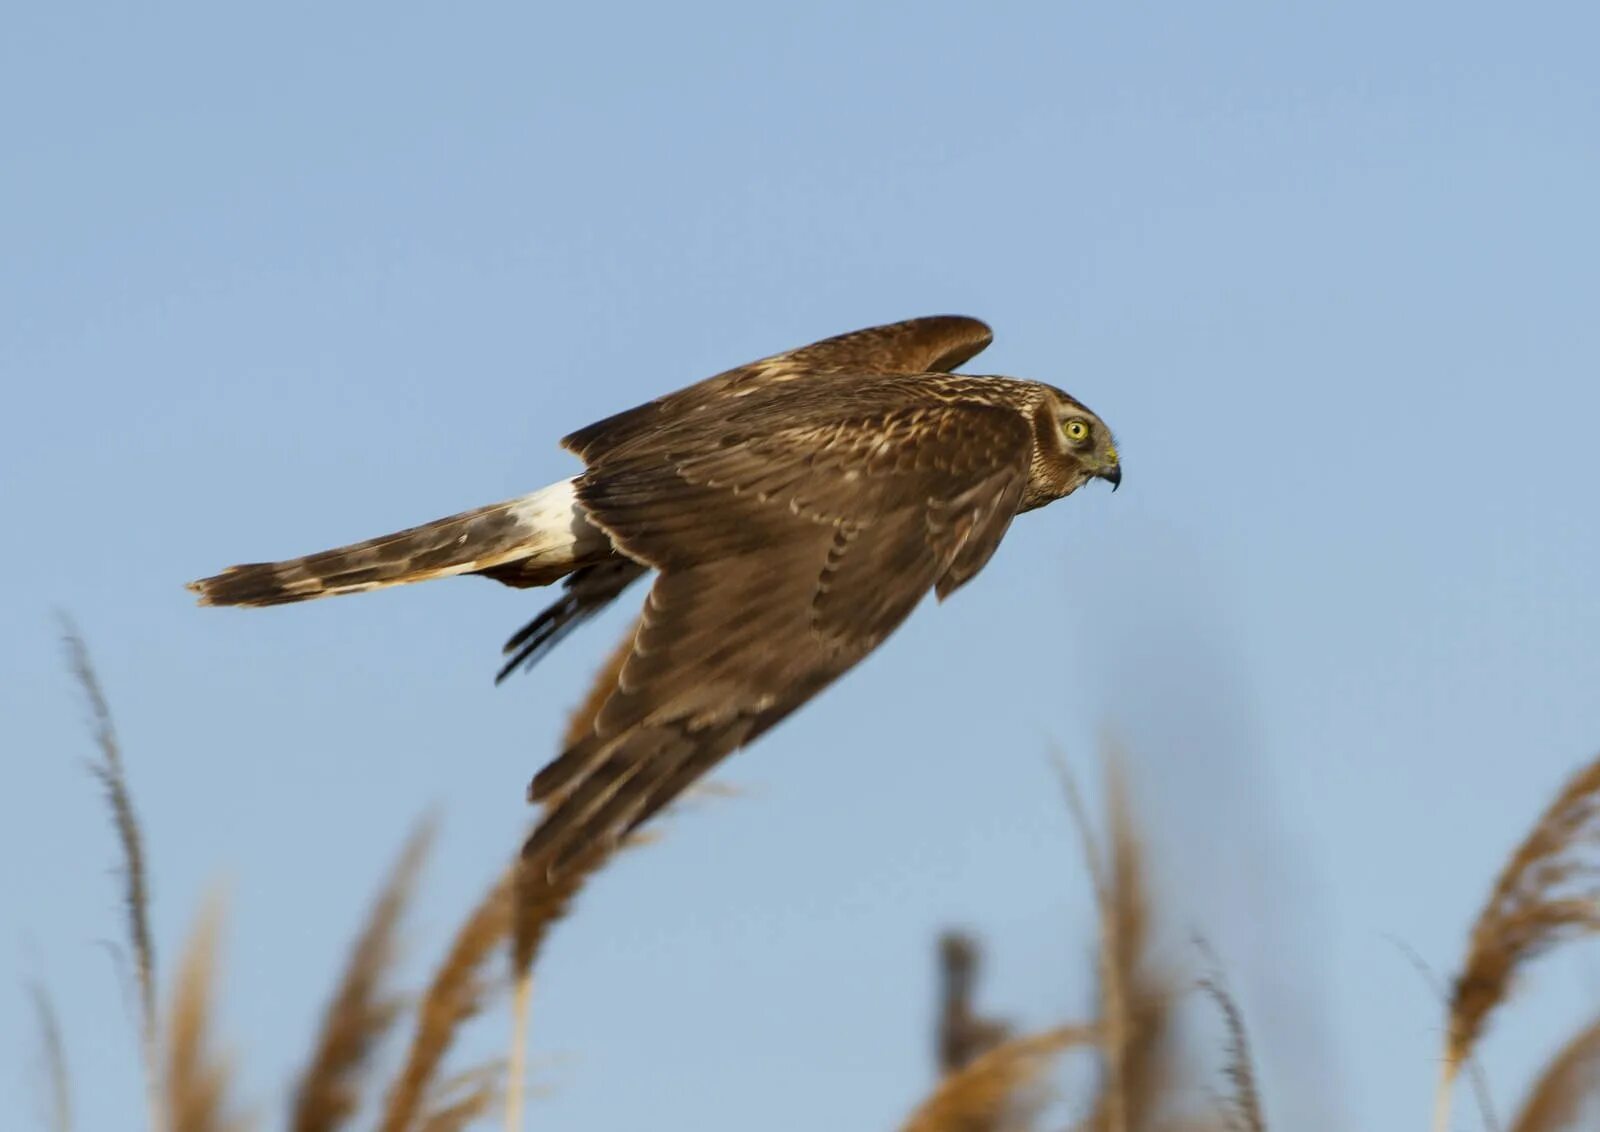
[
  {"left": 522, "top": 395, "right": 1032, "bottom": 870},
  {"left": 477, "top": 317, "right": 993, "bottom": 677},
  {"left": 475, "top": 317, "right": 994, "bottom": 681},
  {"left": 561, "top": 315, "right": 994, "bottom": 464}
]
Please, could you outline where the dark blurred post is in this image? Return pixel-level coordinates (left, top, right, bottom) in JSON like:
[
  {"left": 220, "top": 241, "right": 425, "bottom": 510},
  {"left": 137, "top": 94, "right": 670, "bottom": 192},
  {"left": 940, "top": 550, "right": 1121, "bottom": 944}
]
[{"left": 937, "top": 931, "right": 1010, "bottom": 1074}]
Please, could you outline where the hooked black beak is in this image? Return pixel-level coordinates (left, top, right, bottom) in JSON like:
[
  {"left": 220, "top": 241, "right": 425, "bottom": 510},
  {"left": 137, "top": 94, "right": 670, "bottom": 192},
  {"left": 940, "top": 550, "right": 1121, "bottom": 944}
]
[{"left": 1098, "top": 463, "right": 1122, "bottom": 491}]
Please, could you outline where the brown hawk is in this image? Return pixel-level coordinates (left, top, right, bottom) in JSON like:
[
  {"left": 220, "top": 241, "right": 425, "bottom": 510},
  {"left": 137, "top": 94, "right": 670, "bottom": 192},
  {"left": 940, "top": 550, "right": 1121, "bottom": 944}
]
[{"left": 189, "top": 316, "right": 1121, "bottom": 871}]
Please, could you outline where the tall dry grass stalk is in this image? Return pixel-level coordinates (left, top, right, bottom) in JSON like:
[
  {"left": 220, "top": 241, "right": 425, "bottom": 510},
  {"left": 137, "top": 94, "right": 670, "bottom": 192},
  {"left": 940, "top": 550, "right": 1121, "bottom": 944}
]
[
  {"left": 1434, "top": 754, "right": 1600, "bottom": 1132},
  {"left": 29, "top": 982, "right": 74, "bottom": 1132},
  {"left": 504, "top": 828, "right": 670, "bottom": 1129},
  {"left": 501, "top": 630, "right": 636, "bottom": 1132},
  {"left": 503, "top": 971, "right": 533, "bottom": 1132},
  {"left": 418, "top": 1064, "right": 502, "bottom": 1132},
  {"left": 291, "top": 820, "right": 436, "bottom": 1132},
  {"left": 377, "top": 866, "right": 514, "bottom": 1132},
  {"left": 899, "top": 1025, "right": 1097, "bottom": 1132},
  {"left": 63, "top": 622, "right": 163, "bottom": 1132},
  {"left": 503, "top": 850, "right": 599, "bottom": 1132},
  {"left": 1058, "top": 753, "right": 1174, "bottom": 1132},
  {"left": 1508, "top": 1016, "right": 1600, "bottom": 1132},
  {"left": 1197, "top": 972, "right": 1266, "bottom": 1132},
  {"left": 502, "top": 965, "right": 534, "bottom": 1132},
  {"left": 164, "top": 889, "right": 245, "bottom": 1132},
  {"left": 503, "top": 624, "right": 701, "bottom": 1131}
]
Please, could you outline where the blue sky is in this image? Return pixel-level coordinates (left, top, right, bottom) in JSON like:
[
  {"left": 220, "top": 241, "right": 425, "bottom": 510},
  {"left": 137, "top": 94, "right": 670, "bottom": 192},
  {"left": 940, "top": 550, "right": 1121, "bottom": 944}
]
[{"left": 4, "top": 3, "right": 1599, "bottom": 1128}]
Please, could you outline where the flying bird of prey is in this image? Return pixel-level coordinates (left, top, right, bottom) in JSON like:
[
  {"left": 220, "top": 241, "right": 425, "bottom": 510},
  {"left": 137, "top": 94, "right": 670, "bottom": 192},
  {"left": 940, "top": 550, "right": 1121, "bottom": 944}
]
[{"left": 189, "top": 316, "right": 1121, "bottom": 871}]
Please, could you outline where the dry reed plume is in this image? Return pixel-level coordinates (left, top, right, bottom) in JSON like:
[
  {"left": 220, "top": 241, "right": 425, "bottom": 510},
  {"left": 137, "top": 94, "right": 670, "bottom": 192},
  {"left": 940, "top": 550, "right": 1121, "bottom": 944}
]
[
  {"left": 900, "top": 752, "right": 1260, "bottom": 1132},
  {"left": 502, "top": 620, "right": 737, "bottom": 1130},
  {"left": 502, "top": 815, "right": 689, "bottom": 1126},
  {"left": 29, "top": 982, "right": 74, "bottom": 1132},
  {"left": 164, "top": 890, "right": 246, "bottom": 1132},
  {"left": 63, "top": 622, "right": 163, "bottom": 1130},
  {"left": 899, "top": 1025, "right": 1098, "bottom": 1132},
  {"left": 40, "top": 626, "right": 1600, "bottom": 1132},
  {"left": 1057, "top": 753, "right": 1176, "bottom": 1132},
  {"left": 1197, "top": 970, "right": 1265, "bottom": 1132},
  {"left": 501, "top": 626, "right": 640, "bottom": 1130},
  {"left": 503, "top": 844, "right": 610, "bottom": 1131},
  {"left": 291, "top": 821, "right": 436, "bottom": 1132},
  {"left": 51, "top": 632, "right": 524, "bottom": 1132},
  {"left": 376, "top": 868, "right": 514, "bottom": 1132},
  {"left": 413, "top": 1065, "right": 502, "bottom": 1132},
  {"left": 1507, "top": 1015, "right": 1600, "bottom": 1132},
  {"left": 1434, "top": 754, "right": 1600, "bottom": 1132}
]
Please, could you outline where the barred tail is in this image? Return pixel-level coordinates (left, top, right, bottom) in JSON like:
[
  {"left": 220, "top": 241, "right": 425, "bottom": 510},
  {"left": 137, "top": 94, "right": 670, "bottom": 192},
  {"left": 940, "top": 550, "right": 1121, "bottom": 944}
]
[{"left": 187, "top": 478, "right": 608, "bottom": 608}]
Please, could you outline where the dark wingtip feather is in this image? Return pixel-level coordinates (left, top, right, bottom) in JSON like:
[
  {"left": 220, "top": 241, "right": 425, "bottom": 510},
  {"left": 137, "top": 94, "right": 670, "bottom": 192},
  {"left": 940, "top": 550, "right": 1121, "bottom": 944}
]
[
  {"left": 493, "top": 560, "right": 645, "bottom": 685},
  {"left": 494, "top": 594, "right": 583, "bottom": 684},
  {"left": 525, "top": 733, "right": 604, "bottom": 805},
  {"left": 501, "top": 599, "right": 569, "bottom": 654}
]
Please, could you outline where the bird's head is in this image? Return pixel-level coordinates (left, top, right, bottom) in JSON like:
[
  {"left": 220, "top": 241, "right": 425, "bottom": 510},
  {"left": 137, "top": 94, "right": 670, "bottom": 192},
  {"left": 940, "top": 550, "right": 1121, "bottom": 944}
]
[{"left": 1024, "top": 387, "right": 1121, "bottom": 509}]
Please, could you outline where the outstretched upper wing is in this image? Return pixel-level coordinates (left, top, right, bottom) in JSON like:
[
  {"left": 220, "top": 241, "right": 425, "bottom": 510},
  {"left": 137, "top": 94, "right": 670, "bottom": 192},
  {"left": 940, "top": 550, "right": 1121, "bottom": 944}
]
[
  {"left": 522, "top": 385, "right": 1031, "bottom": 870},
  {"left": 561, "top": 315, "right": 994, "bottom": 465},
  {"left": 482, "top": 316, "right": 994, "bottom": 684}
]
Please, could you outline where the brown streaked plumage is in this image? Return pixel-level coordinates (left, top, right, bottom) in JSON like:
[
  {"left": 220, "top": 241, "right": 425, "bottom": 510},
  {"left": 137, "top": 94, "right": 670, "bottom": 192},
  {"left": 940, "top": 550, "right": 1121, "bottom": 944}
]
[{"left": 188, "top": 316, "right": 1121, "bottom": 871}]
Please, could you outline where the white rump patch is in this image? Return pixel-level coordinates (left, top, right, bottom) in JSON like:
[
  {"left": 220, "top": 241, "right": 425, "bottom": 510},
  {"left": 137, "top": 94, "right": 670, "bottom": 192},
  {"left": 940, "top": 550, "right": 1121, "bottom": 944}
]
[{"left": 507, "top": 477, "right": 610, "bottom": 565}]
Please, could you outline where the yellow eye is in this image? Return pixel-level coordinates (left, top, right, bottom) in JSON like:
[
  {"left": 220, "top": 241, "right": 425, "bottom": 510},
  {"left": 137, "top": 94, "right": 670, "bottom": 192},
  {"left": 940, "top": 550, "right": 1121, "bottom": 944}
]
[{"left": 1064, "top": 419, "right": 1090, "bottom": 442}]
